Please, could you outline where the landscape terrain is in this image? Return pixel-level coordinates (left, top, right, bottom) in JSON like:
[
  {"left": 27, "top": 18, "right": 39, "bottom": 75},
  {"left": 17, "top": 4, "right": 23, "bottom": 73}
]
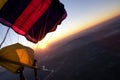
[{"left": 0, "top": 16, "right": 120, "bottom": 80}]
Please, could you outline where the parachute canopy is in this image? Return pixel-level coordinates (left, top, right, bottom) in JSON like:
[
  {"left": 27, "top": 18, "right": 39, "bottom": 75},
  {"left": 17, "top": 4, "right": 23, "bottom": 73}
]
[
  {"left": 0, "top": 43, "right": 35, "bottom": 73},
  {"left": 0, "top": 0, "right": 67, "bottom": 43},
  {"left": 0, "top": 0, "right": 7, "bottom": 9}
]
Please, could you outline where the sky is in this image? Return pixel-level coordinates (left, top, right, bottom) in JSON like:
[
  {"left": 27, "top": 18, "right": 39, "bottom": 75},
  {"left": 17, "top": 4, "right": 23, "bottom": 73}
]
[{"left": 0, "top": 0, "right": 120, "bottom": 50}]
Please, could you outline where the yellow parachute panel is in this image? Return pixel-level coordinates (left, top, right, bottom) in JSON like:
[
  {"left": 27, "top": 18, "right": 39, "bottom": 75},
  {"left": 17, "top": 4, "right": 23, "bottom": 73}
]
[
  {"left": 0, "top": 0, "right": 7, "bottom": 10},
  {"left": 0, "top": 43, "right": 35, "bottom": 73},
  {"left": 0, "top": 60, "right": 20, "bottom": 73}
]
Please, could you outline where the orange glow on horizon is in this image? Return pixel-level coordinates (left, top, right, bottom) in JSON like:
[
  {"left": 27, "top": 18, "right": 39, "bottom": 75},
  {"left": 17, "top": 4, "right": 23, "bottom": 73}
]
[
  {"left": 30, "top": 10, "right": 120, "bottom": 50},
  {"left": 77, "top": 12, "right": 120, "bottom": 32},
  {"left": 45, "top": 13, "right": 120, "bottom": 47}
]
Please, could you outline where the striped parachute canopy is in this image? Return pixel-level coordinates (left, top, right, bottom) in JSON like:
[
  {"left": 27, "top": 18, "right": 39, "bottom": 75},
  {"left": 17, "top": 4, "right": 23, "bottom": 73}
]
[
  {"left": 0, "top": 43, "right": 35, "bottom": 73},
  {"left": 0, "top": 0, "right": 67, "bottom": 43}
]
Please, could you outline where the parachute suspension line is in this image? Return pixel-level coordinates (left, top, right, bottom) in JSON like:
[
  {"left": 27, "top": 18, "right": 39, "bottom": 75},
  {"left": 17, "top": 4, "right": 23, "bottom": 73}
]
[
  {"left": 0, "top": 27, "right": 10, "bottom": 48},
  {"left": 29, "top": 2, "right": 45, "bottom": 78}
]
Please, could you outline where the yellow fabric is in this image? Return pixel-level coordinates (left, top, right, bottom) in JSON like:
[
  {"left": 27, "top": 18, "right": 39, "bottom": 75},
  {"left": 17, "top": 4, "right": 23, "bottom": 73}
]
[
  {"left": 0, "top": 43, "right": 34, "bottom": 73},
  {"left": 0, "top": 0, "right": 7, "bottom": 10},
  {"left": 0, "top": 61, "right": 20, "bottom": 73}
]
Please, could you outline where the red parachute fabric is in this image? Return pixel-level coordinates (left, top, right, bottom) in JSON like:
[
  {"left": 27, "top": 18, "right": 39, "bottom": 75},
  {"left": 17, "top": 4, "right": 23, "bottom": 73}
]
[
  {"left": 12, "top": 0, "right": 52, "bottom": 35},
  {"left": 0, "top": 0, "right": 67, "bottom": 43},
  {"left": 0, "top": 0, "right": 32, "bottom": 25}
]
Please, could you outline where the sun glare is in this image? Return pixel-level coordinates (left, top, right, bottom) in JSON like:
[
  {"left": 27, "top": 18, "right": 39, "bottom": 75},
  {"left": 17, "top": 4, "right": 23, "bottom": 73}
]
[{"left": 39, "top": 43, "right": 47, "bottom": 49}]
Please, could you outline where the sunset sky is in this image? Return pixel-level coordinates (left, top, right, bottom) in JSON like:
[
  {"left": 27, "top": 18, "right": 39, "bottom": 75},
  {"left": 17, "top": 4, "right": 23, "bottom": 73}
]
[{"left": 0, "top": 0, "right": 120, "bottom": 50}]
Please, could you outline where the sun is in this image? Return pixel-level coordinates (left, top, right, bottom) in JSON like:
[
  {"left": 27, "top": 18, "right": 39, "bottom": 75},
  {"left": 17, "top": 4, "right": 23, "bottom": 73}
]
[{"left": 39, "top": 43, "right": 47, "bottom": 49}]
